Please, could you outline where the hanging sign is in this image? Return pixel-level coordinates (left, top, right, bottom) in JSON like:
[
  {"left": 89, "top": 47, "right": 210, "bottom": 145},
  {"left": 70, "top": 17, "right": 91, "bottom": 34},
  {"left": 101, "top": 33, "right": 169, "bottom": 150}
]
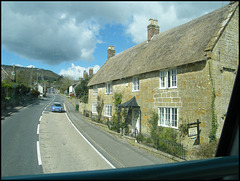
[
  {"left": 188, "top": 127, "right": 198, "bottom": 137},
  {"left": 187, "top": 119, "right": 201, "bottom": 145}
]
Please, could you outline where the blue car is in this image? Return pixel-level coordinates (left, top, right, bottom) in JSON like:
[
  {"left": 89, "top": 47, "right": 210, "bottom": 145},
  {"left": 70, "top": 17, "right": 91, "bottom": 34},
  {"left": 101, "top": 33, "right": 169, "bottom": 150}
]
[{"left": 51, "top": 102, "right": 63, "bottom": 112}]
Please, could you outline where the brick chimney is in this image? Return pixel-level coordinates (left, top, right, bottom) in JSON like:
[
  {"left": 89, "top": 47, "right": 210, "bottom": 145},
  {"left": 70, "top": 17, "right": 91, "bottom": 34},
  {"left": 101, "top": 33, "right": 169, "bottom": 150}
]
[
  {"left": 89, "top": 68, "right": 93, "bottom": 76},
  {"left": 147, "top": 18, "right": 159, "bottom": 42},
  {"left": 83, "top": 70, "right": 88, "bottom": 79},
  {"left": 107, "top": 46, "right": 115, "bottom": 60}
]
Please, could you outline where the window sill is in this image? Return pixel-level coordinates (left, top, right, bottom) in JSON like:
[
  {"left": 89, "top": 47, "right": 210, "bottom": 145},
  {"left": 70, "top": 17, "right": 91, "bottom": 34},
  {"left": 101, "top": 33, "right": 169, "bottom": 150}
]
[
  {"left": 104, "top": 115, "right": 112, "bottom": 118},
  {"left": 159, "top": 87, "right": 177, "bottom": 90},
  {"left": 158, "top": 124, "right": 178, "bottom": 129}
]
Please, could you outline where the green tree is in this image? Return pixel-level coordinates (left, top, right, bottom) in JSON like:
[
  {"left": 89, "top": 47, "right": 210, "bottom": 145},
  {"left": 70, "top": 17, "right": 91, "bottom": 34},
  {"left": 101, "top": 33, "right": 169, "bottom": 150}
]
[
  {"left": 55, "top": 76, "right": 74, "bottom": 94},
  {"left": 96, "top": 96, "right": 104, "bottom": 122},
  {"left": 75, "top": 76, "right": 91, "bottom": 103}
]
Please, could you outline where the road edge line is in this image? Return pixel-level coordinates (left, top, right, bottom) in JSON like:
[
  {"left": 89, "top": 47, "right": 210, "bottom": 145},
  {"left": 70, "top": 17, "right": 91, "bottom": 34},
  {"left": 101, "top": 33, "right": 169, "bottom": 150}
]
[{"left": 37, "top": 141, "right": 42, "bottom": 165}]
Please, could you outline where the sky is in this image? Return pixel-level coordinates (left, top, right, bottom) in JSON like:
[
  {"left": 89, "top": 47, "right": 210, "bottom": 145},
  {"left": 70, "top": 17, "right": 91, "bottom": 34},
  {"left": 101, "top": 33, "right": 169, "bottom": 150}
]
[{"left": 1, "top": 1, "right": 230, "bottom": 80}]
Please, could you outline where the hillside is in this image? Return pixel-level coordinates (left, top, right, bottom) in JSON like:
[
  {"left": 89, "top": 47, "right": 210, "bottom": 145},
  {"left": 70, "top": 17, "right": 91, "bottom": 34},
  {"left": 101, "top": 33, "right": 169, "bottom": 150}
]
[{"left": 1, "top": 65, "right": 61, "bottom": 86}]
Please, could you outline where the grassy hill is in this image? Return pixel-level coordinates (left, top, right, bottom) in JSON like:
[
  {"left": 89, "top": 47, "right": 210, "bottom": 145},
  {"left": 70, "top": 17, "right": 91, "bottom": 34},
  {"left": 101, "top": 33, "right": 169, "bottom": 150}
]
[{"left": 1, "top": 65, "right": 61, "bottom": 86}]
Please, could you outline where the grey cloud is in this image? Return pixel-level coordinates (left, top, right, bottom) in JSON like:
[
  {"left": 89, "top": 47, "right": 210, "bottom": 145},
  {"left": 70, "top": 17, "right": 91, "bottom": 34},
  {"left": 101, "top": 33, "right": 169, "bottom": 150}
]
[{"left": 2, "top": 2, "right": 99, "bottom": 65}]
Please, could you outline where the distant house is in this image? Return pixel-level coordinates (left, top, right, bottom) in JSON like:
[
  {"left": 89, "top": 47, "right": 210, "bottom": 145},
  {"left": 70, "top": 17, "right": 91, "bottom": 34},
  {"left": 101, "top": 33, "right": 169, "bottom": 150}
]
[
  {"left": 69, "top": 68, "right": 94, "bottom": 97},
  {"left": 69, "top": 84, "right": 76, "bottom": 97},
  {"left": 37, "top": 83, "right": 44, "bottom": 94},
  {"left": 87, "top": 2, "right": 239, "bottom": 151}
]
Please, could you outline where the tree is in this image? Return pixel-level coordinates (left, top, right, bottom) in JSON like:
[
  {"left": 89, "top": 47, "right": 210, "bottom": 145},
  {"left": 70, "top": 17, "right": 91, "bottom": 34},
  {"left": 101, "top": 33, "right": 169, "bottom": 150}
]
[
  {"left": 56, "top": 76, "right": 74, "bottom": 94},
  {"left": 96, "top": 96, "right": 104, "bottom": 122},
  {"left": 75, "top": 76, "right": 91, "bottom": 103}
]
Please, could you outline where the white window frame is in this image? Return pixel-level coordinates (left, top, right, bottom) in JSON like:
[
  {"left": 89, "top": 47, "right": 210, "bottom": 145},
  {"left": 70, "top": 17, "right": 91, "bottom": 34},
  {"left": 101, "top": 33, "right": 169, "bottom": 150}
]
[
  {"left": 160, "top": 69, "right": 177, "bottom": 89},
  {"left": 92, "top": 103, "right": 97, "bottom": 114},
  {"left": 105, "top": 82, "right": 113, "bottom": 94},
  {"left": 132, "top": 76, "right": 139, "bottom": 92},
  {"left": 104, "top": 104, "right": 112, "bottom": 117},
  {"left": 93, "top": 85, "right": 98, "bottom": 95},
  {"left": 158, "top": 107, "right": 178, "bottom": 129}
]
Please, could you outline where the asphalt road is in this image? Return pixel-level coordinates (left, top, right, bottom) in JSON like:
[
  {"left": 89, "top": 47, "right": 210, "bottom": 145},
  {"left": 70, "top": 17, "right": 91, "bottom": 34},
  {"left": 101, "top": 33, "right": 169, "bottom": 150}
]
[
  {"left": 62, "top": 95, "right": 169, "bottom": 168},
  {"left": 39, "top": 106, "right": 113, "bottom": 173},
  {"left": 1, "top": 95, "right": 53, "bottom": 177},
  {"left": 2, "top": 94, "right": 169, "bottom": 178}
]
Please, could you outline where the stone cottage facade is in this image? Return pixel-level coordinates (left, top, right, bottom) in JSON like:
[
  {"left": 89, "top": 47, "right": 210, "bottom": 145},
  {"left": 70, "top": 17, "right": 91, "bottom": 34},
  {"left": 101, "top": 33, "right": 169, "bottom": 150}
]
[{"left": 87, "top": 2, "right": 239, "bottom": 149}]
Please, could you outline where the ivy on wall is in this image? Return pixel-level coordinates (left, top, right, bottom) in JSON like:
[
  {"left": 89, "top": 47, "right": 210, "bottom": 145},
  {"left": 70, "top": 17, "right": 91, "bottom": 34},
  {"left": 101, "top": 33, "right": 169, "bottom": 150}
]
[{"left": 208, "top": 61, "right": 218, "bottom": 142}]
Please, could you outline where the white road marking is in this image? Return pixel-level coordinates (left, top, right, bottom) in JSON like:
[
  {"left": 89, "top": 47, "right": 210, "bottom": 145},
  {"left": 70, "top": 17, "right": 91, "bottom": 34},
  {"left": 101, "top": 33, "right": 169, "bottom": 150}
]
[
  {"left": 37, "top": 124, "right": 40, "bottom": 134},
  {"left": 63, "top": 103, "right": 66, "bottom": 111},
  {"left": 37, "top": 141, "right": 42, "bottom": 165},
  {"left": 65, "top": 112, "right": 116, "bottom": 169},
  {"left": 39, "top": 115, "right": 42, "bottom": 122}
]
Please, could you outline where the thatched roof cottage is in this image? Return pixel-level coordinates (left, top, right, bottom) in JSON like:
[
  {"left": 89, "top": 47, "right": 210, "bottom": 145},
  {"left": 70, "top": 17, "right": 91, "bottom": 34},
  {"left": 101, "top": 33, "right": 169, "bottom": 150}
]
[{"left": 87, "top": 2, "right": 239, "bottom": 158}]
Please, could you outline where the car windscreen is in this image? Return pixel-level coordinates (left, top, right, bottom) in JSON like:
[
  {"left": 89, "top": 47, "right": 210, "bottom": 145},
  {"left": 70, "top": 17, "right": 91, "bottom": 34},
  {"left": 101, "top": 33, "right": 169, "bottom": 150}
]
[{"left": 53, "top": 104, "right": 61, "bottom": 107}]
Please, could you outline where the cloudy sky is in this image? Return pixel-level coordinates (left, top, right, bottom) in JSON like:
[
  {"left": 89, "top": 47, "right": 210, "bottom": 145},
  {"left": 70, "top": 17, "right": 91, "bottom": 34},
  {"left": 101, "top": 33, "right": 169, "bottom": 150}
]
[{"left": 1, "top": 1, "right": 230, "bottom": 80}]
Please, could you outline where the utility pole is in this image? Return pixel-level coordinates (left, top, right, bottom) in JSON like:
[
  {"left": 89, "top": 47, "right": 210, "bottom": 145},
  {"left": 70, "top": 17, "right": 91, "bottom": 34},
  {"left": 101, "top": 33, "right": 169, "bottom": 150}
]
[{"left": 29, "top": 66, "right": 33, "bottom": 89}]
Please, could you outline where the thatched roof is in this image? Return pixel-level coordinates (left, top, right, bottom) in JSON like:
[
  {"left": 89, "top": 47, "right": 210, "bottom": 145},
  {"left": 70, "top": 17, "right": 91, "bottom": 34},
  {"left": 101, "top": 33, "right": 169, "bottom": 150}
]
[{"left": 88, "top": 2, "right": 239, "bottom": 87}]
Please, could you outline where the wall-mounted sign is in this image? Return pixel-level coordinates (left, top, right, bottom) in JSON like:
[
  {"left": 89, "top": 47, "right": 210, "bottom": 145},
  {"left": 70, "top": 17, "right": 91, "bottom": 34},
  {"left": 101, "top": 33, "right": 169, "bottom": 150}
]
[
  {"left": 187, "top": 119, "right": 201, "bottom": 145},
  {"left": 188, "top": 127, "right": 198, "bottom": 137}
]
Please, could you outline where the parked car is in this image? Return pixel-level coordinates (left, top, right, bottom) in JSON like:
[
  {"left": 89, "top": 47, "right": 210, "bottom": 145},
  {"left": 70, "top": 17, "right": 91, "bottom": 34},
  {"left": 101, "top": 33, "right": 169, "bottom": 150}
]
[{"left": 51, "top": 102, "right": 63, "bottom": 112}]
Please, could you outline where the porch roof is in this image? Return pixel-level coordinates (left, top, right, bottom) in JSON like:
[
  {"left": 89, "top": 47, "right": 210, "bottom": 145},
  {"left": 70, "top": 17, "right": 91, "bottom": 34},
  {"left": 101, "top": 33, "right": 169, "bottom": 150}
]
[{"left": 118, "top": 96, "right": 140, "bottom": 109}]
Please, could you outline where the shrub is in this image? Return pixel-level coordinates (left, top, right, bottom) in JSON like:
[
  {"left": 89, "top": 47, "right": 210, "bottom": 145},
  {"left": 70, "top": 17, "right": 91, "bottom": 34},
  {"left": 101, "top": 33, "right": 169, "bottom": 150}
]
[
  {"left": 146, "top": 137, "right": 153, "bottom": 143},
  {"left": 136, "top": 133, "right": 145, "bottom": 143},
  {"left": 148, "top": 111, "right": 185, "bottom": 158},
  {"left": 195, "top": 140, "right": 218, "bottom": 159},
  {"left": 31, "top": 89, "right": 40, "bottom": 97}
]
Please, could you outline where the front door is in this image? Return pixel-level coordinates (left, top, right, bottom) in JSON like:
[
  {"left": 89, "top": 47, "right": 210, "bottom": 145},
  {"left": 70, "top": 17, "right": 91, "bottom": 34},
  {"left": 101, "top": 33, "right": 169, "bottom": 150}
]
[{"left": 132, "top": 108, "right": 140, "bottom": 136}]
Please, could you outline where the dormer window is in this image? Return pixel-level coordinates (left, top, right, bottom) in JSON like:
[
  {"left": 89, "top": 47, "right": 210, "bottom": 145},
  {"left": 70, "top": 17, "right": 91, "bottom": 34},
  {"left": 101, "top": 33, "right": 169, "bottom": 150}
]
[
  {"left": 93, "top": 85, "right": 98, "bottom": 95},
  {"left": 132, "top": 76, "right": 139, "bottom": 92},
  {"left": 160, "top": 69, "right": 177, "bottom": 89},
  {"left": 105, "top": 82, "right": 112, "bottom": 94}
]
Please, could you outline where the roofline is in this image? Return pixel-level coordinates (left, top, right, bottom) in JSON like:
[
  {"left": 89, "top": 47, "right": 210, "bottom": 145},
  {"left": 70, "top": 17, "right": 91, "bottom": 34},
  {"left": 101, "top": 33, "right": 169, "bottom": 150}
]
[
  {"left": 205, "top": 1, "right": 239, "bottom": 52},
  {"left": 88, "top": 59, "right": 207, "bottom": 87}
]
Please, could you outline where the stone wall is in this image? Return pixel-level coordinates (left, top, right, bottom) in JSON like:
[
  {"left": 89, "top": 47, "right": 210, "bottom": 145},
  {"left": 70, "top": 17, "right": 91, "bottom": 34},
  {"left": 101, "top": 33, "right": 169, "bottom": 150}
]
[{"left": 209, "top": 5, "right": 239, "bottom": 139}]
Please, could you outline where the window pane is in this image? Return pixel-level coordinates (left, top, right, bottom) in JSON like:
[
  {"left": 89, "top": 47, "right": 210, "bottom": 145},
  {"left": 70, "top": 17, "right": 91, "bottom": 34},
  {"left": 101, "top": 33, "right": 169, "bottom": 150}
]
[
  {"left": 171, "top": 108, "right": 177, "bottom": 127},
  {"left": 165, "top": 108, "right": 170, "bottom": 126},
  {"left": 110, "top": 83, "right": 112, "bottom": 93},
  {"left": 172, "top": 70, "right": 177, "bottom": 87},
  {"left": 105, "top": 105, "right": 107, "bottom": 115},
  {"left": 160, "top": 72, "right": 165, "bottom": 88},
  {"left": 133, "top": 78, "right": 136, "bottom": 90},
  {"left": 168, "top": 71, "right": 171, "bottom": 88},
  {"left": 159, "top": 108, "right": 164, "bottom": 125},
  {"left": 105, "top": 83, "right": 108, "bottom": 94}
]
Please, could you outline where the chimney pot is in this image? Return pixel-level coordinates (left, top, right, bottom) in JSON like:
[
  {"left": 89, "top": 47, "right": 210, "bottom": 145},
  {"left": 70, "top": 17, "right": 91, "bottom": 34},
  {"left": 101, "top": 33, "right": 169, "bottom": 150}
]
[
  {"left": 83, "top": 70, "right": 88, "bottom": 79},
  {"left": 89, "top": 68, "right": 93, "bottom": 76}
]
